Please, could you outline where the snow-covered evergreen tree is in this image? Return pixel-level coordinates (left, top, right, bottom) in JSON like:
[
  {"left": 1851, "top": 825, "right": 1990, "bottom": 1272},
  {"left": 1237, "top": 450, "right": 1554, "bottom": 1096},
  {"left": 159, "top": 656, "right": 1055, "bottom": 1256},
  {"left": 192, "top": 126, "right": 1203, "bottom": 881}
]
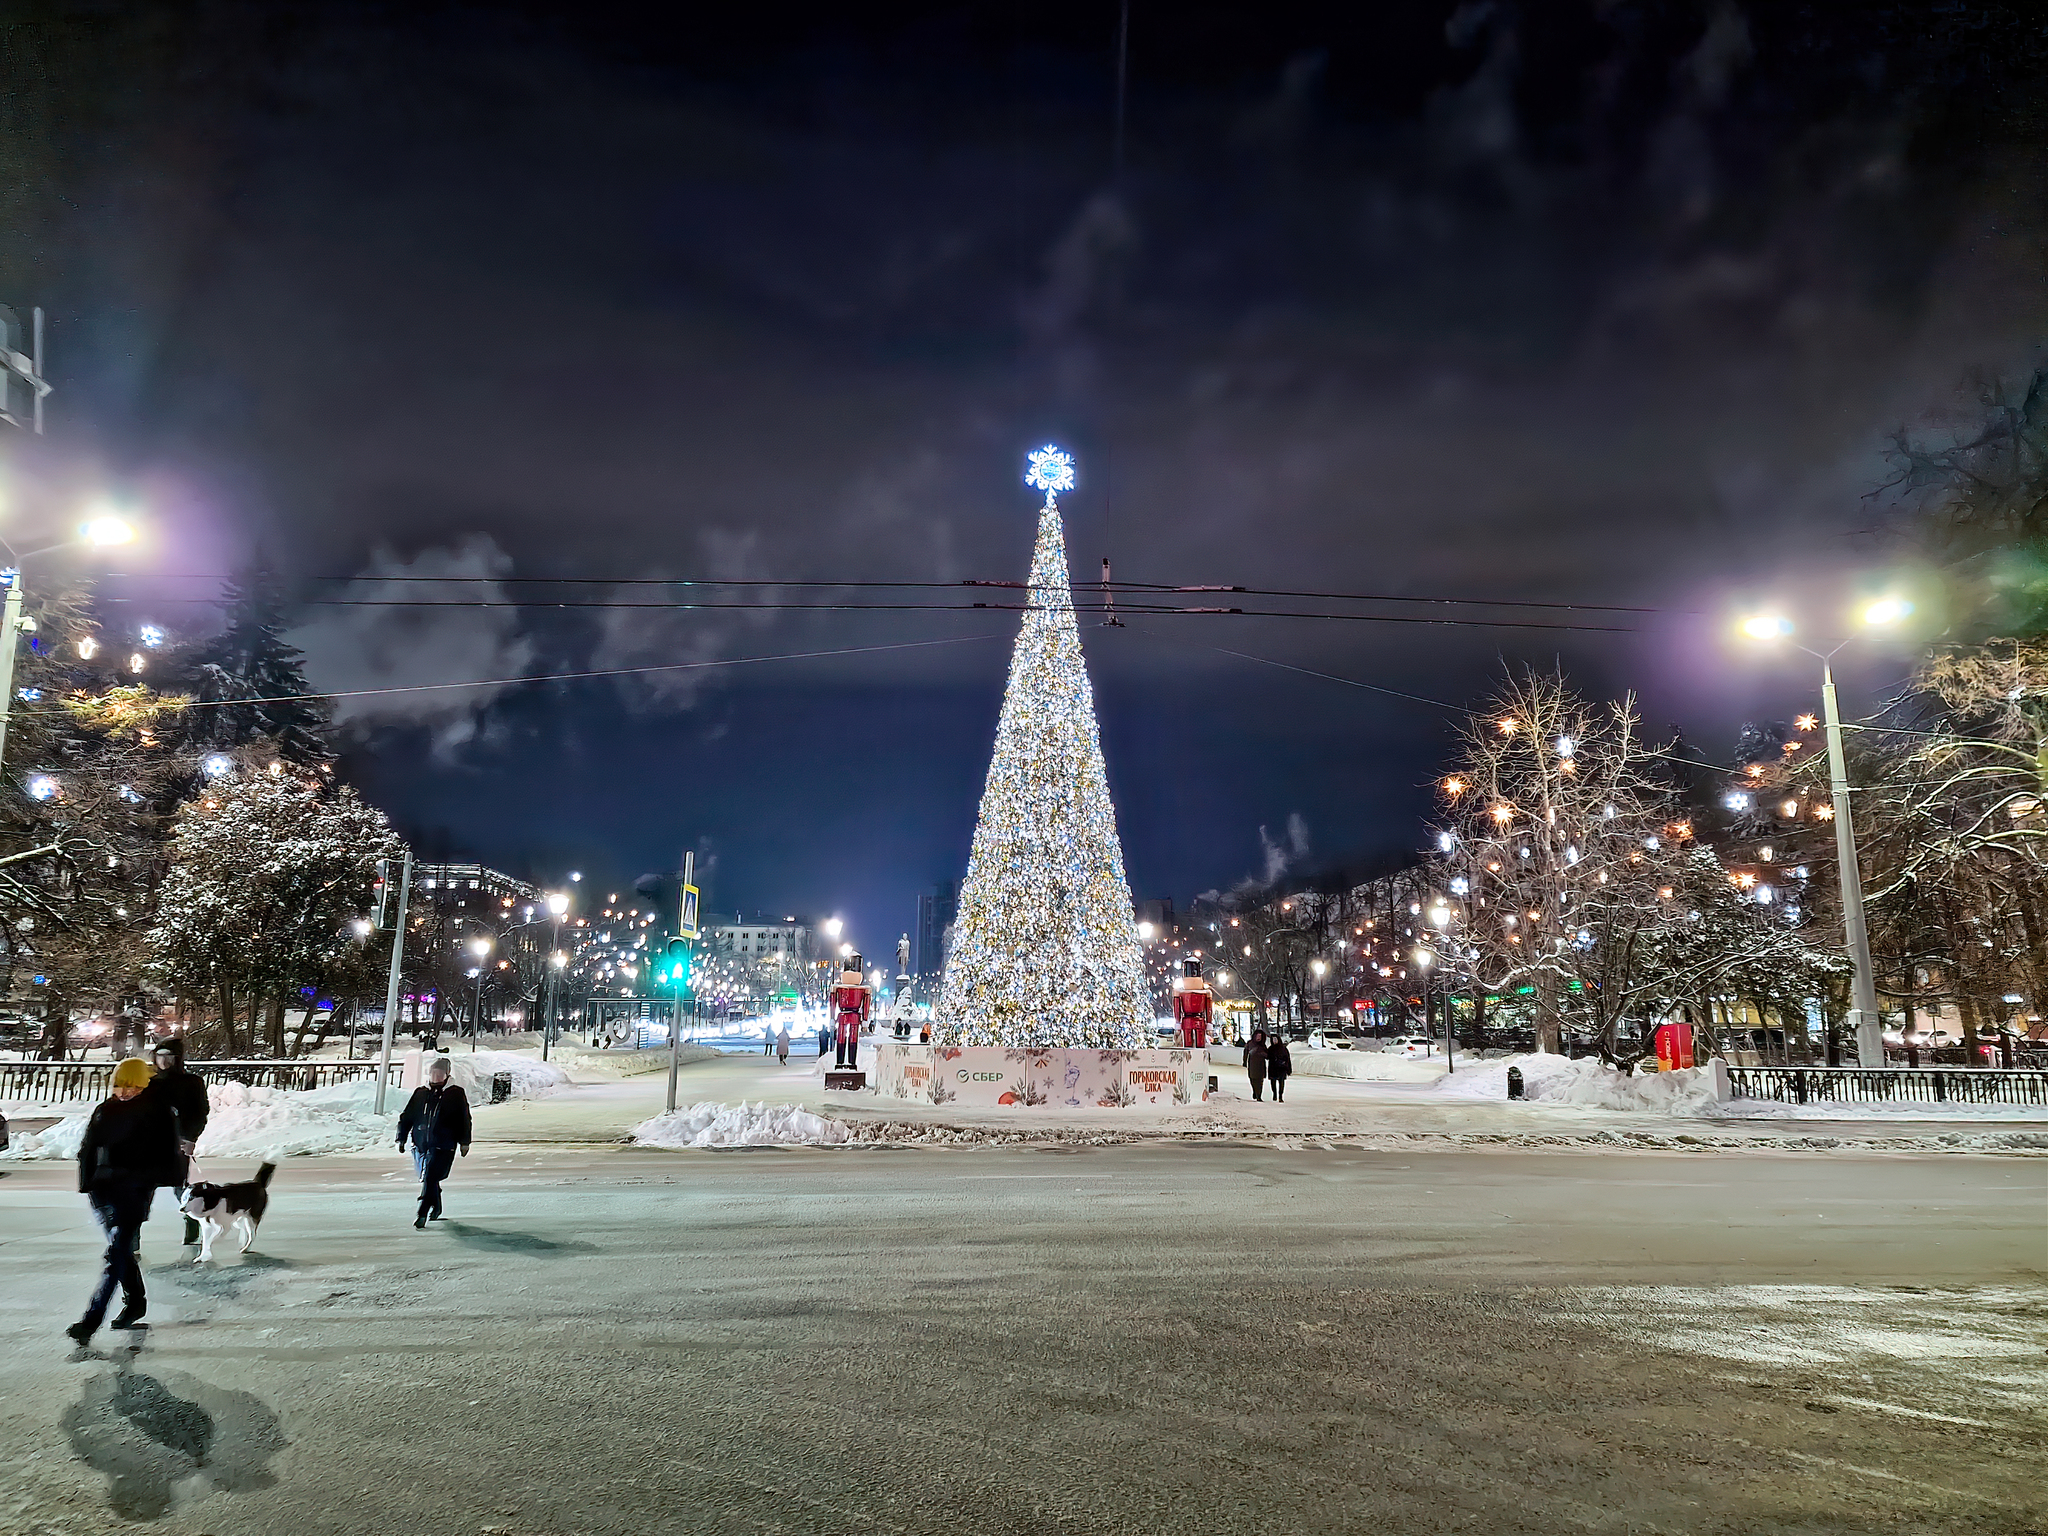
[
  {"left": 148, "top": 772, "right": 401, "bottom": 1056},
  {"left": 173, "top": 568, "right": 333, "bottom": 768},
  {"left": 935, "top": 449, "right": 1150, "bottom": 1049}
]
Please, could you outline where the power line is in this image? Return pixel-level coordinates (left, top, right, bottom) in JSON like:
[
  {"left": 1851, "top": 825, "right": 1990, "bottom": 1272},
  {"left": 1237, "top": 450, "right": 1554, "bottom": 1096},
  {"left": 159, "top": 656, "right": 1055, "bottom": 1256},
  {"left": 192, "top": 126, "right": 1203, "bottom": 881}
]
[
  {"left": 168, "top": 631, "right": 1007, "bottom": 710},
  {"left": 103, "top": 571, "right": 1666, "bottom": 615},
  {"left": 101, "top": 595, "right": 1636, "bottom": 632}
]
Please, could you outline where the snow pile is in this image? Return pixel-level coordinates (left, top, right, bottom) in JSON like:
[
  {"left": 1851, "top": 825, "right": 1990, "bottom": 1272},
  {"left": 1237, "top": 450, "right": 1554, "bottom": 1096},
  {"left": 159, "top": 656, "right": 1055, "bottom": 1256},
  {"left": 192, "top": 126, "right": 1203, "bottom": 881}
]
[
  {"left": 2, "top": 1080, "right": 398, "bottom": 1162},
  {"left": 1432, "top": 1053, "right": 1723, "bottom": 1115},
  {"left": 632, "top": 1100, "right": 852, "bottom": 1149},
  {"left": 430, "top": 1050, "right": 570, "bottom": 1099},
  {"left": 192, "top": 1081, "right": 396, "bottom": 1158}
]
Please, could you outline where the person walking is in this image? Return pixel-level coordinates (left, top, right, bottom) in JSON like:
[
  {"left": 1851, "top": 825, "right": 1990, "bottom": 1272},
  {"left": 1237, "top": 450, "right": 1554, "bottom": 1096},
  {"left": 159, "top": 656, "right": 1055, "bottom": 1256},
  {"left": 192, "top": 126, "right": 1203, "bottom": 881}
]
[
  {"left": 775, "top": 1025, "right": 791, "bottom": 1065},
  {"left": 144, "top": 1036, "right": 209, "bottom": 1248},
  {"left": 1268, "top": 1034, "right": 1294, "bottom": 1103},
  {"left": 67, "top": 1058, "right": 183, "bottom": 1344},
  {"left": 396, "top": 1057, "right": 472, "bottom": 1229},
  {"left": 1244, "top": 1029, "right": 1269, "bottom": 1102}
]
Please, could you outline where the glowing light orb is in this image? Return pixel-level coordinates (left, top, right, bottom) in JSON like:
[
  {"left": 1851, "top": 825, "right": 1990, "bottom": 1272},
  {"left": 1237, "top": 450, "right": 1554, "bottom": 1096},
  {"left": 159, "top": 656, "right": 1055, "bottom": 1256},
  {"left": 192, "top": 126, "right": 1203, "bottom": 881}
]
[
  {"left": 200, "top": 753, "right": 235, "bottom": 779},
  {"left": 1023, "top": 444, "right": 1076, "bottom": 497},
  {"left": 26, "top": 774, "right": 58, "bottom": 800}
]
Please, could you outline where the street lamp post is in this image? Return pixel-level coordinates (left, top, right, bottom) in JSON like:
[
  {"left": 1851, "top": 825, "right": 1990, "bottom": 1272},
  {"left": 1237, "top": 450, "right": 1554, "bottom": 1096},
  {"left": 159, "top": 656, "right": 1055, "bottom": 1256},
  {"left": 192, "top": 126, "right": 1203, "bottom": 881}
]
[
  {"left": 542, "top": 890, "right": 570, "bottom": 1060},
  {"left": 467, "top": 935, "right": 493, "bottom": 1050},
  {"left": 1427, "top": 901, "right": 1454, "bottom": 1073},
  {"left": 1741, "top": 601, "right": 1911, "bottom": 1068}
]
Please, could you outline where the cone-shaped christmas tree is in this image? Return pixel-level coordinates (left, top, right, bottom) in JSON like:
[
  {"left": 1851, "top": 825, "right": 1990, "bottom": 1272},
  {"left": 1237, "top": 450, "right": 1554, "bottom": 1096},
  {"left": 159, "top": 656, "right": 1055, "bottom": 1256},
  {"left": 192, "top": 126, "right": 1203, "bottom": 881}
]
[{"left": 935, "top": 448, "right": 1150, "bottom": 1049}]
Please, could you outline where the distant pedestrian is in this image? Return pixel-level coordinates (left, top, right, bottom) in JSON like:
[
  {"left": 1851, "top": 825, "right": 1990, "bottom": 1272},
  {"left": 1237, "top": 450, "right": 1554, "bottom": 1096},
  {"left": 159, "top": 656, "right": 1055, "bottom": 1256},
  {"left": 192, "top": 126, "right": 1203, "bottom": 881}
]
[
  {"left": 396, "top": 1057, "right": 472, "bottom": 1229},
  {"left": 67, "top": 1057, "right": 183, "bottom": 1344},
  {"left": 1268, "top": 1035, "right": 1294, "bottom": 1102},
  {"left": 818, "top": 1023, "right": 832, "bottom": 1058},
  {"left": 144, "top": 1036, "right": 209, "bottom": 1247},
  {"left": 776, "top": 1026, "right": 791, "bottom": 1064},
  {"left": 1245, "top": 1030, "right": 1269, "bottom": 1102}
]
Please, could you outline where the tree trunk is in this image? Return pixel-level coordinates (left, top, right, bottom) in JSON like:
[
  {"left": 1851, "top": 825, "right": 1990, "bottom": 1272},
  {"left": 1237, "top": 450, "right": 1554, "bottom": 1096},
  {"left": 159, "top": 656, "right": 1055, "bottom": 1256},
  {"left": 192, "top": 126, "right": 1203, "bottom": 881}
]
[
  {"left": 1535, "top": 973, "right": 1561, "bottom": 1054},
  {"left": 219, "top": 983, "right": 236, "bottom": 1055},
  {"left": 267, "top": 994, "right": 287, "bottom": 1057},
  {"left": 1957, "top": 990, "right": 1983, "bottom": 1067}
]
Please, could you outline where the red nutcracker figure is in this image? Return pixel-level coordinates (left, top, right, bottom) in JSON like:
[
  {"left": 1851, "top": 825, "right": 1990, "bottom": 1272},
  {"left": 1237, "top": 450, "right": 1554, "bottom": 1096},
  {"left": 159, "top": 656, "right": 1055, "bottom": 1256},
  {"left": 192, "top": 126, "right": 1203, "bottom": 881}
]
[
  {"left": 830, "top": 954, "right": 871, "bottom": 1070},
  {"left": 1172, "top": 959, "right": 1213, "bottom": 1049}
]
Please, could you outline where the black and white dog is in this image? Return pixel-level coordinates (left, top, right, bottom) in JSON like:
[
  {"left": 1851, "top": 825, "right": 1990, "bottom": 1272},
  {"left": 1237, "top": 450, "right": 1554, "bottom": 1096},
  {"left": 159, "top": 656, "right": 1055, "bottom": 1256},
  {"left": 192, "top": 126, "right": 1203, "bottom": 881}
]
[{"left": 181, "top": 1163, "right": 276, "bottom": 1262}]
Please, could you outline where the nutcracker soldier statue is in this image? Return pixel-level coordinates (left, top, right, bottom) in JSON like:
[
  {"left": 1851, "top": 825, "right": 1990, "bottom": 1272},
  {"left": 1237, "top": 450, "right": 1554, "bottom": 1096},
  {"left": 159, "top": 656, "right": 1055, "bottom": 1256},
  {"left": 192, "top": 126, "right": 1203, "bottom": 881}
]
[
  {"left": 1172, "top": 958, "right": 1213, "bottom": 1049},
  {"left": 830, "top": 954, "right": 871, "bottom": 1071}
]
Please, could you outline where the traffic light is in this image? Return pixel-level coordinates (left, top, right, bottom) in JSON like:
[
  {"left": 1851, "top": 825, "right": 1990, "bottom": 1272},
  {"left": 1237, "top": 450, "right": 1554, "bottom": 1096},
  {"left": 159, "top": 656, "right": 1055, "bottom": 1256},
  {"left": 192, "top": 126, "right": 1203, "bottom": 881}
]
[{"left": 660, "top": 937, "right": 691, "bottom": 989}]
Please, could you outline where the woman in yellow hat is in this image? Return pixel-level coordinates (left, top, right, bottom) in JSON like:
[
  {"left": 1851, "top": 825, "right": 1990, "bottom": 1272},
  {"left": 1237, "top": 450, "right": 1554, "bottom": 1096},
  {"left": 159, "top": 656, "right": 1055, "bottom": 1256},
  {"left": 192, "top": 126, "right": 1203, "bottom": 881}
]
[{"left": 66, "top": 1057, "right": 183, "bottom": 1345}]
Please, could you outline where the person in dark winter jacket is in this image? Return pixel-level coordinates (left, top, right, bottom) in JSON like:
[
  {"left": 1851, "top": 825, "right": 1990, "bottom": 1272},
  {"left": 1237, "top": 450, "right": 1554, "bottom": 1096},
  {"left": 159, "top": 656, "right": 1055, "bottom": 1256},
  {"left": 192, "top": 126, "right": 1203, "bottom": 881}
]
[
  {"left": 145, "top": 1036, "right": 209, "bottom": 1246},
  {"left": 396, "top": 1056, "right": 471, "bottom": 1228},
  {"left": 68, "top": 1058, "right": 183, "bottom": 1344},
  {"left": 1244, "top": 1030, "right": 1270, "bottom": 1102},
  {"left": 1267, "top": 1036, "right": 1294, "bottom": 1102}
]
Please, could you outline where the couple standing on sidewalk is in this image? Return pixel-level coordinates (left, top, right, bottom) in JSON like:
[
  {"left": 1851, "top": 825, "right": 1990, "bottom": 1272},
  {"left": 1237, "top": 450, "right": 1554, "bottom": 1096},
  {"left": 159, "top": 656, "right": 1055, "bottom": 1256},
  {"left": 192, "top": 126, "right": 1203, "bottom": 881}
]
[{"left": 1243, "top": 1031, "right": 1293, "bottom": 1102}]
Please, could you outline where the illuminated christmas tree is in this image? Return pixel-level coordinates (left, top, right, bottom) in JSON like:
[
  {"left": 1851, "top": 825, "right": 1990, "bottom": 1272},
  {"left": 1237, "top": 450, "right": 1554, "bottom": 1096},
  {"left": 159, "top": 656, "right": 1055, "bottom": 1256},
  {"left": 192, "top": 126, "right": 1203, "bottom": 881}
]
[{"left": 935, "top": 447, "right": 1150, "bottom": 1049}]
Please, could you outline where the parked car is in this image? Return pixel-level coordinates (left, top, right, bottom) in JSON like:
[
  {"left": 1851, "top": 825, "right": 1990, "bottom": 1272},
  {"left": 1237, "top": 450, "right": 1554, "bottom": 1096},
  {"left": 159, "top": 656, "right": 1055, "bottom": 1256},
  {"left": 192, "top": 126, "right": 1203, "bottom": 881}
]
[{"left": 1388, "top": 1035, "right": 1437, "bottom": 1059}]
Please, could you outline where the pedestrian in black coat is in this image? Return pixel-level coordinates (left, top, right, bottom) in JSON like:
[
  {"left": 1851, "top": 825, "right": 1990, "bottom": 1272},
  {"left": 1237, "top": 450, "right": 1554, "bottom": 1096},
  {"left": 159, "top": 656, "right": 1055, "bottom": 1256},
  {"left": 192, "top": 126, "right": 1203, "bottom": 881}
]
[
  {"left": 1244, "top": 1030, "right": 1270, "bottom": 1102},
  {"left": 145, "top": 1036, "right": 209, "bottom": 1245},
  {"left": 1267, "top": 1036, "right": 1294, "bottom": 1102},
  {"left": 68, "top": 1058, "right": 183, "bottom": 1344},
  {"left": 396, "top": 1057, "right": 472, "bottom": 1228}
]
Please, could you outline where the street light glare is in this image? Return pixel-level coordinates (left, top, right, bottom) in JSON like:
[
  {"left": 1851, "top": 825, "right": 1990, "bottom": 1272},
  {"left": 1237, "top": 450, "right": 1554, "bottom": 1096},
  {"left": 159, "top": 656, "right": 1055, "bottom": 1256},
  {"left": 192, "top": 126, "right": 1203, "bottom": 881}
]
[
  {"left": 79, "top": 512, "right": 136, "bottom": 547},
  {"left": 1739, "top": 614, "right": 1792, "bottom": 640},
  {"left": 1863, "top": 597, "right": 1914, "bottom": 626},
  {"left": 546, "top": 892, "right": 570, "bottom": 916}
]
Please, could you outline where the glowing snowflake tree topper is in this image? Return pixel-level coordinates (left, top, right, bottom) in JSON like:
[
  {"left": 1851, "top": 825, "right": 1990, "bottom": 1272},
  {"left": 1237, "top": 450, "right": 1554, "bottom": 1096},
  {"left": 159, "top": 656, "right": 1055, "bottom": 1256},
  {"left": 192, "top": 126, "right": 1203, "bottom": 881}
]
[
  {"left": 1024, "top": 444, "right": 1077, "bottom": 500},
  {"left": 935, "top": 447, "right": 1150, "bottom": 1050}
]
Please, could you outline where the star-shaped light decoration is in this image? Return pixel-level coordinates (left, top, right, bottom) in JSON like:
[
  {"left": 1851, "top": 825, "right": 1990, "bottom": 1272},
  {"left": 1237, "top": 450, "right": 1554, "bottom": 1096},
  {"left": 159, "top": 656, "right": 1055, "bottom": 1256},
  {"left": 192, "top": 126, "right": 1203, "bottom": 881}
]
[{"left": 1024, "top": 443, "right": 1076, "bottom": 501}]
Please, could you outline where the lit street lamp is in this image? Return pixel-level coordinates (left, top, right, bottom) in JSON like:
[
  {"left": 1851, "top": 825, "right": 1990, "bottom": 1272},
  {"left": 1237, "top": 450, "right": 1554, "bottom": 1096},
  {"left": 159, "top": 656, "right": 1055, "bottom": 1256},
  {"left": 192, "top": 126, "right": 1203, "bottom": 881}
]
[
  {"left": 1740, "top": 599, "right": 1913, "bottom": 1067},
  {"left": 468, "top": 935, "right": 493, "bottom": 1049}
]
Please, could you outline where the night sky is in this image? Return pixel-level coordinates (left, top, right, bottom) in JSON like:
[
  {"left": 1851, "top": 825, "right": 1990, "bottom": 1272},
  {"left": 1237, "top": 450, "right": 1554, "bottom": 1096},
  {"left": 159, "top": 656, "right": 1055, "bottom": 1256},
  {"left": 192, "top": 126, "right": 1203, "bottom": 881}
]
[{"left": 5, "top": 1, "right": 2048, "bottom": 953}]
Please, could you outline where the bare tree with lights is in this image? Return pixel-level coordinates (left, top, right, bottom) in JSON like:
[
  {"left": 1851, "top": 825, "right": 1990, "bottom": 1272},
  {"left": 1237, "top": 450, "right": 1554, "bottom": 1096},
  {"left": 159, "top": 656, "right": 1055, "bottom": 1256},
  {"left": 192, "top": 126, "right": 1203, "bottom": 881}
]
[{"left": 1434, "top": 670, "right": 1692, "bottom": 1055}]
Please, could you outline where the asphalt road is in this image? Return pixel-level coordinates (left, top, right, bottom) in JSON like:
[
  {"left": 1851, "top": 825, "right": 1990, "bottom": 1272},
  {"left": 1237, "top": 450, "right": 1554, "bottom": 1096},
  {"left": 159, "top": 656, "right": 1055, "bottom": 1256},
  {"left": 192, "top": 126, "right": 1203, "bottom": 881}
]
[{"left": 2, "top": 1145, "right": 2043, "bottom": 1536}]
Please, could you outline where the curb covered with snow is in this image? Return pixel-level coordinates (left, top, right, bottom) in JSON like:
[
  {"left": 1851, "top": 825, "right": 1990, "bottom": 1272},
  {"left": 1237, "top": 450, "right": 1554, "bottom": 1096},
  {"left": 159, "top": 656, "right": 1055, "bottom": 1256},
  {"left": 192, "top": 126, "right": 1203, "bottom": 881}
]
[{"left": 632, "top": 1101, "right": 852, "bottom": 1149}]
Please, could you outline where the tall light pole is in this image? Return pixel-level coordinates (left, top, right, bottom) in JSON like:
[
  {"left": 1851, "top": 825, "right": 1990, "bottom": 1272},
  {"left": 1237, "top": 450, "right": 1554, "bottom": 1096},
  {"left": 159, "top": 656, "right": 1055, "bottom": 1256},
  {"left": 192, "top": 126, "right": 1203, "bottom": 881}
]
[
  {"left": 373, "top": 849, "right": 414, "bottom": 1113},
  {"left": 467, "top": 935, "right": 493, "bottom": 1049},
  {"left": 542, "top": 889, "right": 570, "bottom": 1059},
  {"left": 1741, "top": 600, "right": 1913, "bottom": 1067},
  {"left": 1426, "top": 901, "right": 1454, "bottom": 1073}
]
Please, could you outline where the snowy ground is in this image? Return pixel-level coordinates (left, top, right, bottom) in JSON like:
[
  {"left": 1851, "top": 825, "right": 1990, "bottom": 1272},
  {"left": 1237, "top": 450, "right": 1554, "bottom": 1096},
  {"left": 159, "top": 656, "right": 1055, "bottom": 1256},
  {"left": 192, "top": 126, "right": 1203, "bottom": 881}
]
[
  {"left": 10, "top": 1045, "right": 2045, "bottom": 1161},
  {"left": 0, "top": 1143, "right": 2040, "bottom": 1535}
]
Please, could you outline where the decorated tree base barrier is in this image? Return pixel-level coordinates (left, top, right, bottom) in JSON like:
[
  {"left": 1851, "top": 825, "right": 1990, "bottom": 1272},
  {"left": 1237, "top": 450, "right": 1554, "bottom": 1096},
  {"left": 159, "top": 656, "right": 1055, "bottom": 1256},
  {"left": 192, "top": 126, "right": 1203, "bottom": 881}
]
[{"left": 870, "top": 1042, "right": 1207, "bottom": 1109}]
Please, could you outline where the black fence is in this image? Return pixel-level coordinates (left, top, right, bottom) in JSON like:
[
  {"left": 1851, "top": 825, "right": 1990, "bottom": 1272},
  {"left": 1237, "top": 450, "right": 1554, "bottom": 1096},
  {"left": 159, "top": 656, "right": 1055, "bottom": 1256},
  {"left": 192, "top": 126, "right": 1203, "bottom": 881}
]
[
  {"left": 1727, "top": 1065, "right": 2048, "bottom": 1107},
  {"left": 0, "top": 1057, "right": 381, "bottom": 1103}
]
